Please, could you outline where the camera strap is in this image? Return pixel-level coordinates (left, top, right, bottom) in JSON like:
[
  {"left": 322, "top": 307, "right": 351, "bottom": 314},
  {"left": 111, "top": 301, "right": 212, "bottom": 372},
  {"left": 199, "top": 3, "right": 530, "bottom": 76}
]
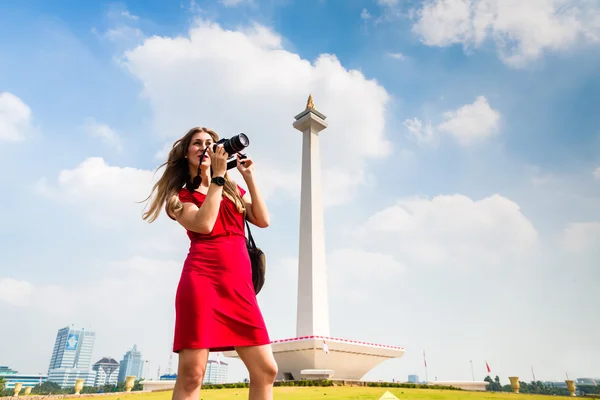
[
  {"left": 185, "top": 146, "right": 210, "bottom": 191},
  {"left": 245, "top": 218, "right": 257, "bottom": 250}
]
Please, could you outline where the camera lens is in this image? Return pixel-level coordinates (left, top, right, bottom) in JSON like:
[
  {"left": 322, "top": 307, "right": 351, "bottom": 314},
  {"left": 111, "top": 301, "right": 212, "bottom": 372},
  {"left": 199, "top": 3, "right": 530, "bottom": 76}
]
[{"left": 225, "top": 133, "right": 249, "bottom": 154}]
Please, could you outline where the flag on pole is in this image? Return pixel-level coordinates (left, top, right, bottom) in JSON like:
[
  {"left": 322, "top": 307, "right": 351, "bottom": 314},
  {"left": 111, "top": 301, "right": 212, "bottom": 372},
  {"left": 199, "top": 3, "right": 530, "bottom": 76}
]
[
  {"left": 423, "top": 350, "right": 427, "bottom": 367},
  {"left": 322, "top": 340, "right": 329, "bottom": 354},
  {"left": 486, "top": 361, "right": 491, "bottom": 373}
]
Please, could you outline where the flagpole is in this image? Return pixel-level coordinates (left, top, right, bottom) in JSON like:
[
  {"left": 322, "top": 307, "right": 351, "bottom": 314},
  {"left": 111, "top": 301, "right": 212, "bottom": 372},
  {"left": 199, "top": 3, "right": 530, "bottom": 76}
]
[
  {"left": 531, "top": 366, "right": 536, "bottom": 382},
  {"left": 322, "top": 339, "right": 329, "bottom": 380},
  {"left": 470, "top": 360, "right": 474, "bottom": 381},
  {"left": 423, "top": 350, "right": 428, "bottom": 383}
]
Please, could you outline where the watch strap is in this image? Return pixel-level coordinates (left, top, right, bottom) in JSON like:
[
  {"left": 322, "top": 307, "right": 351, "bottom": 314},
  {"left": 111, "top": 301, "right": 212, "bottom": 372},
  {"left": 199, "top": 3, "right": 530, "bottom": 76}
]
[{"left": 211, "top": 176, "right": 225, "bottom": 186}]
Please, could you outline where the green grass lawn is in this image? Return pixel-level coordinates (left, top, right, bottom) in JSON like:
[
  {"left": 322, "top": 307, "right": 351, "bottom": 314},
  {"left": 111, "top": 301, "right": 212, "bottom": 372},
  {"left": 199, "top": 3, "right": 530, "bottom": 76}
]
[{"left": 102, "top": 387, "right": 568, "bottom": 400}]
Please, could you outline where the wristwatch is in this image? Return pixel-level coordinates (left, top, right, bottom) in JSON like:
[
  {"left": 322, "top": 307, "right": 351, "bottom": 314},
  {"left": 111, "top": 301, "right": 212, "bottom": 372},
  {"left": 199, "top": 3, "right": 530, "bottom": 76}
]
[{"left": 211, "top": 176, "right": 225, "bottom": 186}]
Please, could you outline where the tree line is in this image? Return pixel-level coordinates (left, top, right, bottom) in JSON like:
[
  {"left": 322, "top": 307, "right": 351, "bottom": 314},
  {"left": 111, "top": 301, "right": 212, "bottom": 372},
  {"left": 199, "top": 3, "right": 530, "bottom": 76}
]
[
  {"left": 484, "top": 375, "right": 600, "bottom": 396},
  {"left": 0, "top": 379, "right": 144, "bottom": 396}
]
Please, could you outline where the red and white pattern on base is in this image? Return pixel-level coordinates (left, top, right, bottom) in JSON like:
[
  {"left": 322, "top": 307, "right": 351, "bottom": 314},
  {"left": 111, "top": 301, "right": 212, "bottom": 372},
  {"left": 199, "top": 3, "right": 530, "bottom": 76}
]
[
  {"left": 270, "top": 335, "right": 405, "bottom": 351},
  {"left": 222, "top": 334, "right": 406, "bottom": 380}
]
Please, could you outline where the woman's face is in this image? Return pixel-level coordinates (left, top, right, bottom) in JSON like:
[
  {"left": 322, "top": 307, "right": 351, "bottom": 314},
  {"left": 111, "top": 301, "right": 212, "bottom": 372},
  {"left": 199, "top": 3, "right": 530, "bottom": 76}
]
[{"left": 186, "top": 131, "right": 214, "bottom": 170}]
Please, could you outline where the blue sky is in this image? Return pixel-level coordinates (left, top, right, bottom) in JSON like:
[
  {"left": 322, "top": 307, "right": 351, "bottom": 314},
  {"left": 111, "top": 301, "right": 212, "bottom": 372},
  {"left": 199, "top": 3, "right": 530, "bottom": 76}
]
[{"left": 1, "top": 0, "right": 599, "bottom": 385}]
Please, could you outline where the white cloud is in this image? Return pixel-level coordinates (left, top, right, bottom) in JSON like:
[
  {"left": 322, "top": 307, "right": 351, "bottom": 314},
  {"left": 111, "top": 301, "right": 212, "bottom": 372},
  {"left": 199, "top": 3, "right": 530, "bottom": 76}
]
[
  {"left": 361, "top": 8, "right": 372, "bottom": 20},
  {"left": 120, "top": 19, "right": 392, "bottom": 206},
  {"left": 120, "top": 11, "right": 139, "bottom": 20},
  {"left": 83, "top": 118, "right": 122, "bottom": 151},
  {"left": 0, "top": 92, "right": 34, "bottom": 142},
  {"left": 437, "top": 95, "right": 500, "bottom": 145},
  {"left": 386, "top": 52, "right": 407, "bottom": 60},
  {"left": 563, "top": 221, "right": 600, "bottom": 252},
  {"left": 35, "top": 157, "right": 162, "bottom": 232},
  {"left": 36, "top": 157, "right": 152, "bottom": 208},
  {"left": 404, "top": 95, "right": 500, "bottom": 147},
  {"left": 96, "top": 5, "right": 145, "bottom": 48},
  {"left": 104, "top": 26, "right": 145, "bottom": 43},
  {"left": 219, "top": 0, "right": 252, "bottom": 6},
  {"left": 403, "top": 117, "right": 436, "bottom": 146},
  {"left": 377, "top": 0, "right": 399, "bottom": 6},
  {"left": 594, "top": 166, "right": 600, "bottom": 179},
  {"left": 356, "top": 193, "right": 538, "bottom": 270},
  {"left": 34, "top": 157, "right": 194, "bottom": 259},
  {"left": 411, "top": 0, "right": 600, "bottom": 67},
  {"left": 0, "top": 278, "right": 33, "bottom": 306}
]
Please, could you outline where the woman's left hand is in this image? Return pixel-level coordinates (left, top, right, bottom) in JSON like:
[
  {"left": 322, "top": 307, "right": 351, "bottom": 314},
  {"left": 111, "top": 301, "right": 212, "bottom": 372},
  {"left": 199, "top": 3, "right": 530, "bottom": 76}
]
[{"left": 236, "top": 153, "right": 255, "bottom": 178}]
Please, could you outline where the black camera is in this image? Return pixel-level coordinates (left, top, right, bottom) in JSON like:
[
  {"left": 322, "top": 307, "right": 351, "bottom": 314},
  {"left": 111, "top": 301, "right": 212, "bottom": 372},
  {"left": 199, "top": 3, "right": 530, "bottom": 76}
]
[{"left": 212, "top": 133, "right": 250, "bottom": 170}]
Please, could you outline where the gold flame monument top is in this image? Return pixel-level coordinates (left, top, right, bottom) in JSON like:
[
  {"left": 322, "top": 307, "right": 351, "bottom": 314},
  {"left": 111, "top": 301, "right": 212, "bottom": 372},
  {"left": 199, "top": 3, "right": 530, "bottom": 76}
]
[
  {"left": 306, "top": 94, "right": 315, "bottom": 110},
  {"left": 295, "top": 93, "right": 326, "bottom": 121}
]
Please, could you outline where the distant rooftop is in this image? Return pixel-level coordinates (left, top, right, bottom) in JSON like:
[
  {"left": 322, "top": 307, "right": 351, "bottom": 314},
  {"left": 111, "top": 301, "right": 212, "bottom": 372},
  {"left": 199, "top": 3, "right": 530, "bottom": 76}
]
[
  {"left": 207, "top": 360, "right": 228, "bottom": 366},
  {"left": 93, "top": 357, "right": 119, "bottom": 366},
  {"left": 0, "top": 366, "right": 18, "bottom": 375}
]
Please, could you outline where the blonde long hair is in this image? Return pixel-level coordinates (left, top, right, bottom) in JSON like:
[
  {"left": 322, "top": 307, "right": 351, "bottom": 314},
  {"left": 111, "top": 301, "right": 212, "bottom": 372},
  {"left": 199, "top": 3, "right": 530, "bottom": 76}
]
[{"left": 142, "top": 127, "right": 246, "bottom": 223}]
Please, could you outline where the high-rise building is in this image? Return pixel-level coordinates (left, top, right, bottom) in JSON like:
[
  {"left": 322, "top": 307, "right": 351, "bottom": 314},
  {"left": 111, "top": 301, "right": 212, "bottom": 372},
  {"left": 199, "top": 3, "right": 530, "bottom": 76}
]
[
  {"left": 408, "top": 374, "right": 419, "bottom": 383},
  {"left": 118, "top": 345, "right": 144, "bottom": 383},
  {"left": 48, "top": 326, "right": 96, "bottom": 372},
  {"left": 203, "top": 360, "right": 227, "bottom": 384},
  {"left": 92, "top": 357, "right": 120, "bottom": 386}
]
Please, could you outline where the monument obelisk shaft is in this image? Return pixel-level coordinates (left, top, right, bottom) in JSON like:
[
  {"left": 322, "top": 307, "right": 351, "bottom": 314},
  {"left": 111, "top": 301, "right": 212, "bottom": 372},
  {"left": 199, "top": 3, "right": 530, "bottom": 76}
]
[{"left": 293, "top": 94, "right": 330, "bottom": 338}]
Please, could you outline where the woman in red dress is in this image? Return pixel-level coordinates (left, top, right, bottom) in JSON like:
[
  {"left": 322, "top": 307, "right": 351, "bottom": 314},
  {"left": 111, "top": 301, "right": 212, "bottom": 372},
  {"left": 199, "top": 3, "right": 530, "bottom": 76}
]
[{"left": 142, "top": 127, "right": 277, "bottom": 400}]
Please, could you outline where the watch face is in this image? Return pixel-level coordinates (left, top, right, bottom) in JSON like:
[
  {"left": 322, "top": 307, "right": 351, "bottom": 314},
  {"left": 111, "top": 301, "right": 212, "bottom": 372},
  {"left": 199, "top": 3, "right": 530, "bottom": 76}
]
[{"left": 213, "top": 177, "right": 225, "bottom": 185}]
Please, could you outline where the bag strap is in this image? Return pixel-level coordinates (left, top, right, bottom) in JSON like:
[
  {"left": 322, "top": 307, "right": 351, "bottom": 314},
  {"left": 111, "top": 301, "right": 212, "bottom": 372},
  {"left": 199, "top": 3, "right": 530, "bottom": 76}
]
[{"left": 245, "top": 218, "right": 257, "bottom": 249}]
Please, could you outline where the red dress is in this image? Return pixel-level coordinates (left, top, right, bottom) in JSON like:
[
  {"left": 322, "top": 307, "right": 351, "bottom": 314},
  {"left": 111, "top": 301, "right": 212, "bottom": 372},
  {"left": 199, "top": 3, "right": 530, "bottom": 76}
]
[{"left": 171, "top": 185, "right": 270, "bottom": 353}]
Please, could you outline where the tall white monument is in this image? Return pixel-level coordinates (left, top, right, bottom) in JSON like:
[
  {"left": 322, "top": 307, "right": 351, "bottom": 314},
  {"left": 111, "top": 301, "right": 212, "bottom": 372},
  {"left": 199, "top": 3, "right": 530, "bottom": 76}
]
[
  {"left": 294, "top": 94, "right": 330, "bottom": 338},
  {"left": 224, "top": 95, "right": 405, "bottom": 381}
]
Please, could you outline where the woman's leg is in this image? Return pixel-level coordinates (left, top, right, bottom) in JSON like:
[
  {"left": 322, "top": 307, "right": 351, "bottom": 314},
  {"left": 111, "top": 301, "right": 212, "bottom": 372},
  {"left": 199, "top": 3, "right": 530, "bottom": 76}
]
[
  {"left": 172, "top": 348, "right": 209, "bottom": 400},
  {"left": 236, "top": 344, "right": 278, "bottom": 400}
]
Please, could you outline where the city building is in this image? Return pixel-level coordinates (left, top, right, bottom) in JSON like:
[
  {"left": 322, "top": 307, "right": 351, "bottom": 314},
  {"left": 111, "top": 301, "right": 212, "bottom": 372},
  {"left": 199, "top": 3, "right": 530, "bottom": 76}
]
[
  {"left": 48, "top": 326, "right": 96, "bottom": 372},
  {"left": 0, "top": 366, "right": 47, "bottom": 389},
  {"left": 203, "top": 360, "right": 227, "bottom": 384},
  {"left": 92, "top": 357, "right": 120, "bottom": 386},
  {"left": 408, "top": 374, "right": 419, "bottom": 383},
  {"left": 118, "top": 345, "right": 144, "bottom": 383},
  {"left": 47, "top": 325, "right": 96, "bottom": 388},
  {"left": 576, "top": 378, "right": 599, "bottom": 386},
  {"left": 47, "top": 368, "right": 96, "bottom": 388}
]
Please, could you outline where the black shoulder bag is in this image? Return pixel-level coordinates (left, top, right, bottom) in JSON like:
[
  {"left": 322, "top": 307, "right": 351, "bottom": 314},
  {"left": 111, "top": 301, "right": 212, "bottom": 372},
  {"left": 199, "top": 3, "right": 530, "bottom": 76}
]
[{"left": 245, "top": 219, "right": 266, "bottom": 294}]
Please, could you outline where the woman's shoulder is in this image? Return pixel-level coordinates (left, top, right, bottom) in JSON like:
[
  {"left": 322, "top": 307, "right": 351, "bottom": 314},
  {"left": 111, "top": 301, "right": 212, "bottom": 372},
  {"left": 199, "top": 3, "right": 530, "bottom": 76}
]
[
  {"left": 166, "top": 188, "right": 203, "bottom": 220},
  {"left": 236, "top": 184, "right": 246, "bottom": 197},
  {"left": 178, "top": 187, "right": 205, "bottom": 203}
]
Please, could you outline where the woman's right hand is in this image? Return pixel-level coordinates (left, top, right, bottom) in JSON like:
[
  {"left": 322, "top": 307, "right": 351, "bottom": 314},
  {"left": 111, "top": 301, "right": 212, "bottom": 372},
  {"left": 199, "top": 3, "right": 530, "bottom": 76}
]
[{"left": 208, "top": 144, "right": 228, "bottom": 177}]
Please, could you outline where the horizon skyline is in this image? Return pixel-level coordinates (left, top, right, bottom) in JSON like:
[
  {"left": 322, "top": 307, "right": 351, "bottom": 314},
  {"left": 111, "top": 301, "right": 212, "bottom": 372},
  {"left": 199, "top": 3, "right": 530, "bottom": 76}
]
[{"left": 5, "top": 322, "right": 597, "bottom": 384}]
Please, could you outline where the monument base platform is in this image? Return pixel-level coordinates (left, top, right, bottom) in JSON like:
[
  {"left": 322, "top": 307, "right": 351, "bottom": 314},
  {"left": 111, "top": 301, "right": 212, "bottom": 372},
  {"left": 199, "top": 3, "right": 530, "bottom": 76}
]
[
  {"left": 140, "top": 380, "right": 176, "bottom": 392},
  {"left": 301, "top": 369, "right": 335, "bottom": 380},
  {"left": 223, "top": 335, "right": 405, "bottom": 381}
]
